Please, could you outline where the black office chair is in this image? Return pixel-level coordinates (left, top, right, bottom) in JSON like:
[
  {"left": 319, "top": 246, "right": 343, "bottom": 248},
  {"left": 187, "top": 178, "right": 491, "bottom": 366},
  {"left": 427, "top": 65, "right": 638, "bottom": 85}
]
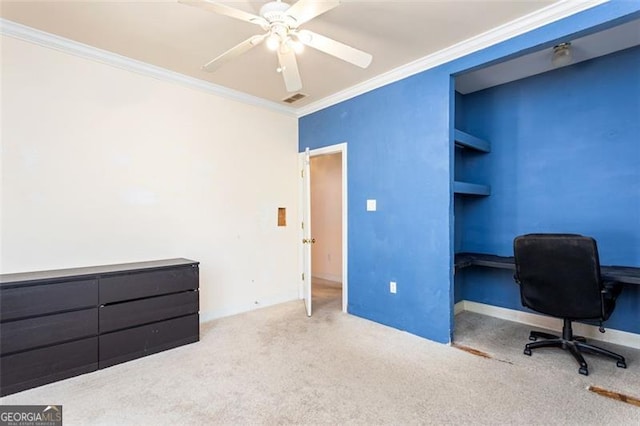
[{"left": 513, "top": 233, "right": 626, "bottom": 376}]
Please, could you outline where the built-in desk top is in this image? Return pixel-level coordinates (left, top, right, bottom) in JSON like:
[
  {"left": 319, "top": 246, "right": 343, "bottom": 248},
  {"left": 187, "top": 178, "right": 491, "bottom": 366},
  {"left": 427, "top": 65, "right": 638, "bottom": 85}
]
[
  {"left": 455, "top": 252, "right": 640, "bottom": 285},
  {"left": 0, "top": 258, "right": 199, "bottom": 288}
]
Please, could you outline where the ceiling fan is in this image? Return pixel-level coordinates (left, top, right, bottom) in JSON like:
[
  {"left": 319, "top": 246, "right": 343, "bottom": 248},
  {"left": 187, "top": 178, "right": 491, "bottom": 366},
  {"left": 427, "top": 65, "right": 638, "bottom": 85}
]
[{"left": 180, "top": 0, "right": 373, "bottom": 92}]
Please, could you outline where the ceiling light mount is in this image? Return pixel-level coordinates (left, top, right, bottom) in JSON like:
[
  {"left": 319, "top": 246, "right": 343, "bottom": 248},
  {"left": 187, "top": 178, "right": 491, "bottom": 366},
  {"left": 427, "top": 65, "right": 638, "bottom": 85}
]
[{"left": 552, "top": 42, "right": 573, "bottom": 67}]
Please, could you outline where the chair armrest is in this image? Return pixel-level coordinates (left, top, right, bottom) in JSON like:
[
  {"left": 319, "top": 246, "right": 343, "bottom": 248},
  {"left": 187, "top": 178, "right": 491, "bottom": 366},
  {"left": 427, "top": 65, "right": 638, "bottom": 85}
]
[
  {"left": 602, "top": 281, "right": 622, "bottom": 299},
  {"left": 600, "top": 281, "right": 623, "bottom": 320}
]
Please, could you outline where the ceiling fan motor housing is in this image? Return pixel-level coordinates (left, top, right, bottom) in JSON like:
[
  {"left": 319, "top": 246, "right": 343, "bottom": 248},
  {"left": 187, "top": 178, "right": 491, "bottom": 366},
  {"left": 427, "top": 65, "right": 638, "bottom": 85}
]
[{"left": 260, "top": 1, "right": 296, "bottom": 27}]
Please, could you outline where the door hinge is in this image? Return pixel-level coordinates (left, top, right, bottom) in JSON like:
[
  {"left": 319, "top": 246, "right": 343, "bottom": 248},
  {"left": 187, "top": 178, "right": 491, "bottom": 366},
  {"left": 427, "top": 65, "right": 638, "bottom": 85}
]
[
  {"left": 302, "top": 273, "right": 305, "bottom": 281},
  {"left": 301, "top": 221, "right": 304, "bottom": 229},
  {"left": 301, "top": 169, "right": 304, "bottom": 178}
]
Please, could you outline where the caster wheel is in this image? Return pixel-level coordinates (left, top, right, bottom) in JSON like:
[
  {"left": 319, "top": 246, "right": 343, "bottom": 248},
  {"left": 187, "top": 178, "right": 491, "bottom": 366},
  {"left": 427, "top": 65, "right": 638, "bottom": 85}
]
[
  {"left": 579, "top": 367, "right": 589, "bottom": 376},
  {"left": 529, "top": 336, "right": 537, "bottom": 341},
  {"left": 524, "top": 347, "right": 532, "bottom": 356},
  {"left": 616, "top": 361, "right": 627, "bottom": 369}
]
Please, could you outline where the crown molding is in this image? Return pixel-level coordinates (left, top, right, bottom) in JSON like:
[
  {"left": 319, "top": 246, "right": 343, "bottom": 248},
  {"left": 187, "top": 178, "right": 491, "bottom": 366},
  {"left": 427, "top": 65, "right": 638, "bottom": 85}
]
[
  {"left": 1, "top": 0, "right": 608, "bottom": 119},
  {"left": 296, "top": 0, "right": 608, "bottom": 117},
  {"left": 0, "top": 18, "right": 297, "bottom": 117}
]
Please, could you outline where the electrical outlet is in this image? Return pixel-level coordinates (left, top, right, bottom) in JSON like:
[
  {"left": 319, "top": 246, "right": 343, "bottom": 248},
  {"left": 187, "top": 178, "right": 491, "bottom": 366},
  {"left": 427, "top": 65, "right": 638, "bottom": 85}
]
[{"left": 390, "top": 281, "right": 397, "bottom": 294}]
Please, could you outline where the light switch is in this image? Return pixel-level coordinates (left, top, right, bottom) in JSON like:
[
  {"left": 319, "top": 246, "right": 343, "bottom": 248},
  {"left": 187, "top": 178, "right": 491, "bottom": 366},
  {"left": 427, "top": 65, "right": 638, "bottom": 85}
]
[{"left": 366, "top": 199, "right": 377, "bottom": 211}]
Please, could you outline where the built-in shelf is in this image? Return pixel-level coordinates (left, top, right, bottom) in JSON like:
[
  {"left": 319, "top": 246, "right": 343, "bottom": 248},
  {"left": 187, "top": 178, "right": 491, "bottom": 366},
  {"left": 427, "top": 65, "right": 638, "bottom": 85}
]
[
  {"left": 453, "top": 129, "right": 491, "bottom": 196},
  {"left": 454, "top": 181, "right": 491, "bottom": 196},
  {"left": 454, "top": 129, "right": 491, "bottom": 153}
]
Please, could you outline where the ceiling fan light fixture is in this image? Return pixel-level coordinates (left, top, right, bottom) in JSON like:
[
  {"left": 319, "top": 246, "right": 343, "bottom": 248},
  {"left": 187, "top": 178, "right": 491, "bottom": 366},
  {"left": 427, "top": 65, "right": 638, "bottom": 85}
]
[
  {"left": 287, "top": 37, "right": 304, "bottom": 54},
  {"left": 266, "top": 33, "right": 280, "bottom": 51}
]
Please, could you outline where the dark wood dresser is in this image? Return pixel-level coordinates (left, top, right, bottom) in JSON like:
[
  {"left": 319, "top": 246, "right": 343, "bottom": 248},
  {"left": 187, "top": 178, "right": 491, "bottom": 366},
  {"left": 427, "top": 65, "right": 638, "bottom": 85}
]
[{"left": 0, "top": 258, "right": 199, "bottom": 396}]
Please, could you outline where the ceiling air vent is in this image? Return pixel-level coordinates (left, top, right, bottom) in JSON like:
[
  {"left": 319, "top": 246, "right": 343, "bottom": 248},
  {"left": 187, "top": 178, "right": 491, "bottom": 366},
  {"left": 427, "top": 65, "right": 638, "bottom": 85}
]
[{"left": 282, "top": 93, "right": 307, "bottom": 104}]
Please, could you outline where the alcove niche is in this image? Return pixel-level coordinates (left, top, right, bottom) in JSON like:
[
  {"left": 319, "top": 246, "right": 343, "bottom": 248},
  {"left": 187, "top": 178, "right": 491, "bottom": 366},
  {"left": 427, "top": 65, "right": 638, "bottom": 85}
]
[{"left": 452, "top": 18, "right": 640, "bottom": 341}]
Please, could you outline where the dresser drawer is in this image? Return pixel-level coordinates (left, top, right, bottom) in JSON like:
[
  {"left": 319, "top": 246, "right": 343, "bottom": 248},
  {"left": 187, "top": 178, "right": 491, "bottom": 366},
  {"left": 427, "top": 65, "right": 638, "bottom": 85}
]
[
  {"left": 99, "top": 266, "right": 198, "bottom": 304},
  {"left": 0, "top": 279, "right": 98, "bottom": 321},
  {"left": 0, "top": 337, "right": 98, "bottom": 397},
  {"left": 99, "top": 314, "right": 199, "bottom": 369},
  {"left": 99, "top": 291, "right": 198, "bottom": 333},
  {"left": 0, "top": 309, "right": 98, "bottom": 356}
]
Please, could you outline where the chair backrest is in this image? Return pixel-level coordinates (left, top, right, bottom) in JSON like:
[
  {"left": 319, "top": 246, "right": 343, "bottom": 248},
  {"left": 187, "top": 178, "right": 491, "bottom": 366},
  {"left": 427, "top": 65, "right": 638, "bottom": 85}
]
[{"left": 513, "top": 233, "right": 603, "bottom": 320}]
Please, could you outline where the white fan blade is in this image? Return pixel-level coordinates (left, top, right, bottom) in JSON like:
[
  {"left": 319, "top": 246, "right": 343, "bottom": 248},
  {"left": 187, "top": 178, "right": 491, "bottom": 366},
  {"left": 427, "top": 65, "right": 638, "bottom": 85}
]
[
  {"left": 297, "top": 29, "right": 372, "bottom": 68},
  {"left": 179, "top": 0, "right": 267, "bottom": 27},
  {"left": 277, "top": 48, "right": 303, "bottom": 92},
  {"left": 202, "top": 34, "right": 266, "bottom": 72},
  {"left": 286, "top": 0, "right": 340, "bottom": 26}
]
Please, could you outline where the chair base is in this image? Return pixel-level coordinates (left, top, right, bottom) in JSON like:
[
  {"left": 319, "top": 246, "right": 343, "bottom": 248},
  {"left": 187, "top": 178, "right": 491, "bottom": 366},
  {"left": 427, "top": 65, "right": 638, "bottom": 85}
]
[{"left": 523, "top": 320, "right": 627, "bottom": 376}]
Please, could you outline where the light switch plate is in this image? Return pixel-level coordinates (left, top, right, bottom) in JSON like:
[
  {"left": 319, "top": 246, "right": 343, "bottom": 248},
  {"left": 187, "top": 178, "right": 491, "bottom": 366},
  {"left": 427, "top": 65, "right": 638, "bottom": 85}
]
[{"left": 366, "top": 199, "right": 377, "bottom": 211}]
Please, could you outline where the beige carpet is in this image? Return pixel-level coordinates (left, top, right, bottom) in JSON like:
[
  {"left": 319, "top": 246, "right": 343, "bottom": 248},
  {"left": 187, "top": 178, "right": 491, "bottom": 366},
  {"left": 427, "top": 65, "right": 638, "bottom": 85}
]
[{"left": 1, "top": 280, "right": 639, "bottom": 425}]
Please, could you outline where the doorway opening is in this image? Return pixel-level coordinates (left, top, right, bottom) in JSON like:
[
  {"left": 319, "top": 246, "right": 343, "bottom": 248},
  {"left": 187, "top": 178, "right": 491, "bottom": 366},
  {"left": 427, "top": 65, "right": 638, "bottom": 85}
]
[
  {"left": 299, "top": 143, "right": 348, "bottom": 316},
  {"left": 310, "top": 152, "right": 343, "bottom": 313}
]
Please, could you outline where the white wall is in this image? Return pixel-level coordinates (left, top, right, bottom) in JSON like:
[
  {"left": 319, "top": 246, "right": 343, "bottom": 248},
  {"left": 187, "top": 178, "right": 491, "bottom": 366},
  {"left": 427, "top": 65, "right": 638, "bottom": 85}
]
[
  {"left": 310, "top": 153, "right": 342, "bottom": 282},
  {"left": 1, "top": 36, "right": 300, "bottom": 320}
]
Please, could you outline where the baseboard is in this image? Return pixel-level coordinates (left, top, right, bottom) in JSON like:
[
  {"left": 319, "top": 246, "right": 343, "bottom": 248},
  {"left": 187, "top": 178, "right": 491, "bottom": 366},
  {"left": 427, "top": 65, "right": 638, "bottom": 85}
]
[
  {"left": 311, "top": 273, "right": 342, "bottom": 283},
  {"left": 457, "top": 300, "right": 640, "bottom": 350},
  {"left": 199, "top": 292, "right": 299, "bottom": 324}
]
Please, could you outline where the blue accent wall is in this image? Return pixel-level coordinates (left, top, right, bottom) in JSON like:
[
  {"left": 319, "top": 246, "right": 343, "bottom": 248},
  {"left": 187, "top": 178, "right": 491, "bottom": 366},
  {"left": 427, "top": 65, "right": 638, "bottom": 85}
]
[
  {"left": 300, "top": 1, "right": 640, "bottom": 343},
  {"left": 457, "top": 46, "right": 640, "bottom": 333},
  {"left": 300, "top": 71, "right": 454, "bottom": 342}
]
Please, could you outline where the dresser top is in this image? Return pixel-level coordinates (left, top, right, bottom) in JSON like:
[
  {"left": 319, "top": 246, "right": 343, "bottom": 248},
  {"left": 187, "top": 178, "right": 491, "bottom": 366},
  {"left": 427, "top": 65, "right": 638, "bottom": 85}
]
[{"left": 0, "top": 258, "right": 199, "bottom": 287}]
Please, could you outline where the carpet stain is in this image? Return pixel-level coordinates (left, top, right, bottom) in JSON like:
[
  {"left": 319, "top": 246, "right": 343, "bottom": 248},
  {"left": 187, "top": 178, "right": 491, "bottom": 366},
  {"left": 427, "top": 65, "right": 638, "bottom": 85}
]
[
  {"left": 452, "top": 344, "right": 492, "bottom": 359},
  {"left": 452, "top": 344, "right": 514, "bottom": 365},
  {"left": 588, "top": 386, "right": 640, "bottom": 407}
]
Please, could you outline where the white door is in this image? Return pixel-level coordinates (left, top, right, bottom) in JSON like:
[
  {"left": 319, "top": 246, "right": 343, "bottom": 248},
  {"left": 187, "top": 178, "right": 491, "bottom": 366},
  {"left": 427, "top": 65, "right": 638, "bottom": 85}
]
[{"left": 302, "top": 148, "right": 312, "bottom": 316}]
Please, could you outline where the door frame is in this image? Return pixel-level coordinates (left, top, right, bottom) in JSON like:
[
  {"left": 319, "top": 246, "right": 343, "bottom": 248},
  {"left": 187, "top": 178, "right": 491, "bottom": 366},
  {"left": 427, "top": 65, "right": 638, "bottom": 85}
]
[{"left": 298, "top": 142, "right": 348, "bottom": 313}]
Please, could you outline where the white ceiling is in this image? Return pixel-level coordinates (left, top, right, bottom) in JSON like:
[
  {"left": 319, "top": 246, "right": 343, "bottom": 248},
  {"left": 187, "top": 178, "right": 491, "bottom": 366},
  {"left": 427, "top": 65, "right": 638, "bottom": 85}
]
[{"left": 1, "top": 0, "right": 561, "bottom": 108}]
